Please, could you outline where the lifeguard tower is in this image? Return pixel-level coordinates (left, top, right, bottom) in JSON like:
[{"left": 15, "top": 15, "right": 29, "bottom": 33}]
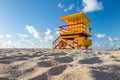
[{"left": 53, "top": 12, "right": 92, "bottom": 49}]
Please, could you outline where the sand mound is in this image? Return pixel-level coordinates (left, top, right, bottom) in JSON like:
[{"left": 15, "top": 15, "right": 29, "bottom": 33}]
[{"left": 0, "top": 49, "right": 120, "bottom": 80}]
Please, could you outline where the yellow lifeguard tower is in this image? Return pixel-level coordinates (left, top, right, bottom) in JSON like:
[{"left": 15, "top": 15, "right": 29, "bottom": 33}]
[{"left": 53, "top": 12, "right": 92, "bottom": 49}]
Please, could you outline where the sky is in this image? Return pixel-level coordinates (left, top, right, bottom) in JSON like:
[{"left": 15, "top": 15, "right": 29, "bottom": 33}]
[{"left": 0, "top": 0, "right": 120, "bottom": 49}]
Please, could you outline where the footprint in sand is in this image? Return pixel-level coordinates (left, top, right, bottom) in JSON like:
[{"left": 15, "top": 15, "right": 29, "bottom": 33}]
[
  {"left": 54, "top": 56, "right": 73, "bottom": 63},
  {"left": 0, "top": 77, "right": 9, "bottom": 80},
  {"left": 37, "top": 60, "right": 59, "bottom": 67},
  {"left": 90, "top": 65, "right": 120, "bottom": 80},
  {"left": 48, "top": 65, "right": 67, "bottom": 75},
  {"left": 48, "top": 52, "right": 66, "bottom": 56},
  {"left": 29, "top": 73, "right": 47, "bottom": 80},
  {"left": 29, "top": 65, "right": 67, "bottom": 80},
  {"left": 79, "top": 57, "right": 102, "bottom": 64}
]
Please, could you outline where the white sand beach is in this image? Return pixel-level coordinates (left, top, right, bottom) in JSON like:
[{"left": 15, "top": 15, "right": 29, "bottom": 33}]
[{"left": 0, "top": 49, "right": 120, "bottom": 80}]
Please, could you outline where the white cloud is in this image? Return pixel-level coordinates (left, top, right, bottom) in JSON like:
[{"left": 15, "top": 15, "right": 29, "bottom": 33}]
[
  {"left": 93, "top": 42, "right": 105, "bottom": 48},
  {"left": 26, "top": 25, "right": 41, "bottom": 39},
  {"left": 64, "top": 9, "right": 68, "bottom": 12},
  {"left": 108, "top": 37, "right": 113, "bottom": 42},
  {"left": 68, "top": 4, "right": 74, "bottom": 10},
  {"left": 54, "top": 28, "right": 60, "bottom": 36},
  {"left": 64, "top": 4, "right": 74, "bottom": 12},
  {"left": 45, "top": 28, "right": 51, "bottom": 35},
  {"left": 17, "top": 33, "right": 29, "bottom": 43},
  {"left": 82, "top": 0, "right": 103, "bottom": 13},
  {"left": 57, "top": 3, "right": 64, "bottom": 9},
  {"left": 26, "top": 26, "right": 54, "bottom": 42},
  {"left": 95, "top": 33, "right": 106, "bottom": 38},
  {"left": 116, "top": 45, "right": 120, "bottom": 48},
  {"left": 44, "top": 35, "right": 53, "bottom": 41},
  {"left": 114, "top": 37, "right": 119, "bottom": 41},
  {"left": 0, "top": 40, "right": 29, "bottom": 48},
  {"left": 3, "top": 40, "right": 15, "bottom": 48},
  {"left": 7, "top": 40, "right": 14, "bottom": 47},
  {"left": 92, "top": 41, "right": 117, "bottom": 49},
  {"left": 17, "top": 33, "right": 29, "bottom": 37},
  {"left": 110, "top": 42, "right": 114, "bottom": 46},
  {"left": 32, "top": 42, "right": 39, "bottom": 47},
  {"left": 0, "top": 26, "right": 55, "bottom": 48},
  {"left": 44, "top": 28, "right": 54, "bottom": 41},
  {"left": 77, "top": 7, "right": 80, "bottom": 12},
  {"left": 0, "top": 35, "right": 4, "bottom": 38},
  {"left": 94, "top": 42, "right": 100, "bottom": 47},
  {"left": 6, "top": 34, "right": 12, "bottom": 38},
  {"left": 56, "top": 31, "right": 60, "bottom": 36}
]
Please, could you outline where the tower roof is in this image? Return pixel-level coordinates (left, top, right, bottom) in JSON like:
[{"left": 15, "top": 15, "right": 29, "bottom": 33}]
[{"left": 60, "top": 12, "right": 91, "bottom": 23}]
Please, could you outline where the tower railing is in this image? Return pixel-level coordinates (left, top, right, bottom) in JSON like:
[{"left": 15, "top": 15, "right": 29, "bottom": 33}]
[
  {"left": 58, "top": 23, "right": 92, "bottom": 36},
  {"left": 53, "top": 36, "right": 61, "bottom": 48}
]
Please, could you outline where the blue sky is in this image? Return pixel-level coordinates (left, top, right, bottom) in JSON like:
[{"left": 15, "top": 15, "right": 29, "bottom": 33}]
[{"left": 0, "top": 0, "right": 120, "bottom": 49}]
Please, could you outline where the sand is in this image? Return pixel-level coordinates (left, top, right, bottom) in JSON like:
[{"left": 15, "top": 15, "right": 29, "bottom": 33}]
[{"left": 0, "top": 49, "right": 120, "bottom": 80}]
